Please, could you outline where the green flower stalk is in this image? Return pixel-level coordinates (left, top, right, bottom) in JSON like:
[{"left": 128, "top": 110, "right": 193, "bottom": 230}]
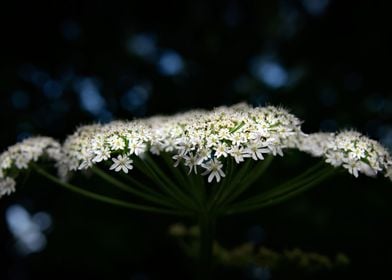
[{"left": 0, "top": 103, "right": 391, "bottom": 278}]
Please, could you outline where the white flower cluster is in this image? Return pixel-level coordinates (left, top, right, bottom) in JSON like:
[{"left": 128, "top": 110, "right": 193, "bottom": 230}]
[
  {"left": 299, "top": 131, "right": 392, "bottom": 178},
  {"left": 0, "top": 137, "right": 61, "bottom": 197},
  {"left": 1, "top": 104, "right": 391, "bottom": 199},
  {"left": 60, "top": 104, "right": 303, "bottom": 183},
  {"left": 297, "top": 132, "right": 335, "bottom": 157}
]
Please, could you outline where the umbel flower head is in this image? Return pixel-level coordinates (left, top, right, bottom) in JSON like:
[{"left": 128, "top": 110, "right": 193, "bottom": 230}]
[
  {"left": 298, "top": 131, "right": 392, "bottom": 178},
  {"left": 59, "top": 103, "right": 303, "bottom": 181},
  {"left": 1, "top": 103, "right": 390, "bottom": 279},
  {"left": 0, "top": 137, "right": 61, "bottom": 197},
  {"left": 0, "top": 103, "right": 391, "bottom": 200}
]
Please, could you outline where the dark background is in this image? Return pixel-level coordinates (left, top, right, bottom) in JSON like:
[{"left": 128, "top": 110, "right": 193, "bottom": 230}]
[{"left": 0, "top": 0, "right": 392, "bottom": 279}]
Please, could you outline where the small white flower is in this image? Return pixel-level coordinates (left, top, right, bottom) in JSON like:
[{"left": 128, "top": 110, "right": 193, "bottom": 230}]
[
  {"left": 172, "top": 154, "right": 185, "bottom": 167},
  {"left": 0, "top": 154, "right": 12, "bottom": 170},
  {"left": 359, "top": 162, "right": 377, "bottom": 177},
  {"left": 301, "top": 131, "right": 392, "bottom": 178},
  {"left": 244, "top": 142, "right": 270, "bottom": 161},
  {"left": 201, "top": 158, "right": 225, "bottom": 183},
  {"left": 298, "top": 133, "right": 334, "bottom": 157},
  {"left": 162, "top": 138, "right": 177, "bottom": 153},
  {"left": 78, "top": 159, "right": 93, "bottom": 170},
  {"left": 92, "top": 147, "right": 111, "bottom": 163},
  {"left": 0, "top": 177, "right": 16, "bottom": 197},
  {"left": 198, "top": 148, "right": 211, "bottom": 161},
  {"left": 107, "top": 135, "right": 126, "bottom": 151},
  {"left": 218, "top": 128, "right": 230, "bottom": 139},
  {"left": 214, "top": 142, "right": 228, "bottom": 158},
  {"left": 0, "top": 137, "right": 61, "bottom": 198},
  {"left": 150, "top": 143, "right": 163, "bottom": 155},
  {"left": 268, "top": 144, "right": 284, "bottom": 157},
  {"left": 109, "top": 155, "right": 133, "bottom": 173},
  {"left": 249, "top": 128, "right": 269, "bottom": 141},
  {"left": 91, "top": 135, "right": 106, "bottom": 150},
  {"left": 177, "top": 140, "right": 194, "bottom": 155},
  {"left": 78, "top": 151, "right": 95, "bottom": 170},
  {"left": 184, "top": 153, "right": 203, "bottom": 174},
  {"left": 228, "top": 145, "right": 247, "bottom": 164},
  {"left": 229, "top": 133, "right": 246, "bottom": 146},
  {"left": 14, "top": 154, "right": 30, "bottom": 169},
  {"left": 325, "top": 151, "right": 343, "bottom": 167},
  {"left": 129, "top": 140, "right": 146, "bottom": 156},
  {"left": 343, "top": 161, "right": 360, "bottom": 178},
  {"left": 206, "top": 134, "right": 220, "bottom": 148}
]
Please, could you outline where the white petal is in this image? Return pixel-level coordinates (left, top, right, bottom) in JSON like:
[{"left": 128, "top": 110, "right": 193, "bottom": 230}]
[
  {"left": 110, "top": 163, "right": 118, "bottom": 170},
  {"left": 208, "top": 172, "right": 214, "bottom": 183}
]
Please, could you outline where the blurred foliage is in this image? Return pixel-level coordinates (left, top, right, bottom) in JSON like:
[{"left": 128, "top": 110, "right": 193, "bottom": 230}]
[{"left": 169, "top": 223, "right": 349, "bottom": 277}]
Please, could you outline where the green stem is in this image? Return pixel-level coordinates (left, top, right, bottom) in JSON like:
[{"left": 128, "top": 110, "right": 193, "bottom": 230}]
[
  {"left": 143, "top": 154, "right": 199, "bottom": 210},
  {"left": 134, "top": 157, "right": 196, "bottom": 212},
  {"left": 91, "top": 166, "right": 181, "bottom": 210},
  {"left": 218, "top": 155, "right": 274, "bottom": 209},
  {"left": 161, "top": 153, "right": 190, "bottom": 189},
  {"left": 189, "top": 171, "right": 205, "bottom": 208},
  {"left": 33, "top": 165, "right": 186, "bottom": 216},
  {"left": 161, "top": 153, "right": 204, "bottom": 208},
  {"left": 213, "top": 159, "right": 253, "bottom": 207},
  {"left": 225, "top": 168, "right": 336, "bottom": 215},
  {"left": 198, "top": 213, "right": 216, "bottom": 280},
  {"left": 229, "top": 163, "right": 331, "bottom": 209}
]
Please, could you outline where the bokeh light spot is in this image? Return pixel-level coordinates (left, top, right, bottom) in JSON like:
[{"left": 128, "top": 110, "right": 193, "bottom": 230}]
[
  {"left": 302, "top": 0, "right": 329, "bottom": 16},
  {"left": 6, "top": 204, "right": 51, "bottom": 256},
  {"left": 74, "top": 78, "right": 106, "bottom": 116},
  {"left": 157, "top": 50, "right": 185, "bottom": 76},
  {"left": 251, "top": 57, "right": 288, "bottom": 89},
  {"left": 121, "top": 85, "right": 150, "bottom": 115},
  {"left": 127, "top": 33, "right": 157, "bottom": 60}
]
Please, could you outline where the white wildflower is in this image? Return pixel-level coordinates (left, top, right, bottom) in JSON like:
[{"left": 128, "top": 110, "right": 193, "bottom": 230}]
[
  {"left": 107, "top": 135, "right": 126, "bottom": 151},
  {"left": 201, "top": 159, "right": 226, "bottom": 183},
  {"left": 228, "top": 145, "right": 247, "bottom": 164},
  {"left": 343, "top": 161, "right": 360, "bottom": 178},
  {"left": 300, "top": 131, "right": 392, "bottom": 179},
  {"left": 2, "top": 103, "right": 392, "bottom": 200},
  {"left": 92, "top": 147, "right": 111, "bottom": 163},
  {"left": 244, "top": 141, "right": 270, "bottom": 161},
  {"left": 325, "top": 151, "right": 343, "bottom": 167},
  {"left": 0, "top": 177, "right": 16, "bottom": 197},
  {"left": 229, "top": 133, "right": 247, "bottom": 146},
  {"left": 0, "top": 137, "right": 61, "bottom": 197},
  {"left": 57, "top": 104, "right": 304, "bottom": 182},
  {"left": 268, "top": 145, "right": 284, "bottom": 157},
  {"left": 172, "top": 154, "right": 185, "bottom": 167},
  {"left": 109, "top": 155, "right": 133, "bottom": 173},
  {"left": 128, "top": 139, "right": 147, "bottom": 156},
  {"left": 78, "top": 158, "right": 93, "bottom": 170},
  {"left": 184, "top": 153, "right": 203, "bottom": 174},
  {"left": 198, "top": 148, "right": 212, "bottom": 161},
  {"left": 214, "top": 142, "right": 228, "bottom": 158},
  {"left": 297, "top": 133, "right": 334, "bottom": 157}
]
